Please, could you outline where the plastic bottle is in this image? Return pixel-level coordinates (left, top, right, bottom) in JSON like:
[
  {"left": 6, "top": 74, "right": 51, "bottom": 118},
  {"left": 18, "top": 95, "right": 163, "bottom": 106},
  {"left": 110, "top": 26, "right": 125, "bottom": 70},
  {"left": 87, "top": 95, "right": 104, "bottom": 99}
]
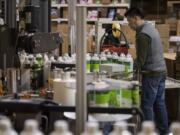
[
  {"left": 36, "top": 54, "right": 43, "bottom": 68},
  {"left": 0, "top": 118, "right": 18, "bottom": 135},
  {"left": 124, "top": 54, "right": 134, "bottom": 79},
  {"left": 138, "top": 121, "right": 158, "bottom": 135},
  {"left": 112, "top": 52, "right": 119, "bottom": 64},
  {"left": 91, "top": 54, "right": 100, "bottom": 72},
  {"left": 100, "top": 56, "right": 107, "bottom": 64},
  {"left": 20, "top": 119, "right": 43, "bottom": 135},
  {"left": 24, "top": 56, "right": 31, "bottom": 68},
  {"left": 57, "top": 57, "right": 64, "bottom": 63},
  {"left": 81, "top": 122, "right": 103, "bottom": 135},
  {"left": 170, "top": 122, "right": 180, "bottom": 135},
  {"left": 86, "top": 53, "right": 91, "bottom": 73},
  {"left": 110, "top": 121, "right": 132, "bottom": 135},
  {"left": 118, "top": 53, "right": 126, "bottom": 72},
  {"left": 50, "top": 120, "right": 73, "bottom": 135},
  {"left": 106, "top": 52, "right": 113, "bottom": 63}
]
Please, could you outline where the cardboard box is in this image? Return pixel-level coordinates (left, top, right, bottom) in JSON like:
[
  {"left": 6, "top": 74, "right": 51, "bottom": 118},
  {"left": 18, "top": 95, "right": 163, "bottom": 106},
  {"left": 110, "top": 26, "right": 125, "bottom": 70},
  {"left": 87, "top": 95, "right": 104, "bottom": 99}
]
[
  {"left": 87, "top": 36, "right": 94, "bottom": 52},
  {"left": 128, "top": 45, "right": 136, "bottom": 59},
  {"left": 165, "top": 18, "right": 177, "bottom": 32},
  {"left": 63, "top": 8, "right": 68, "bottom": 18},
  {"left": 177, "top": 20, "right": 180, "bottom": 36},
  {"left": 51, "top": 22, "right": 58, "bottom": 32},
  {"left": 101, "top": 0, "right": 111, "bottom": 4},
  {"left": 121, "top": 24, "right": 136, "bottom": 44},
  {"left": 57, "top": 24, "right": 69, "bottom": 54},
  {"left": 161, "top": 37, "right": 169, "bottom": 52},
  {"left": 156, "top": 24, "right": 170, "bottom": 38}
]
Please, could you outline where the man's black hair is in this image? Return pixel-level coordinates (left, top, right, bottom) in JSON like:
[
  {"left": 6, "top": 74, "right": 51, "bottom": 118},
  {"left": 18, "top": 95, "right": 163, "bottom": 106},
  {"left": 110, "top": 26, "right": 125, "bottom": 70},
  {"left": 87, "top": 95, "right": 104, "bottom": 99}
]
[{"left": 124, "top": 7, "right": 145, "bottom": 19}]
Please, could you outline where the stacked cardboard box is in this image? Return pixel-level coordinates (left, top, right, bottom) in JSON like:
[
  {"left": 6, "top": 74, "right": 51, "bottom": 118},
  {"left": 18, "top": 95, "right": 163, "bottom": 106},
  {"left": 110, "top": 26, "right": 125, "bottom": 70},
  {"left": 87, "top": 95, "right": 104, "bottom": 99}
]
[
  {"left": 121, "top": 24, "right": 136, "bottom": 58},
  {"left": 177, "top": 20, "right": 180, "bottom": 36},
  {"left": 156, "top": 24, "right": 170, "bottom": 52}
]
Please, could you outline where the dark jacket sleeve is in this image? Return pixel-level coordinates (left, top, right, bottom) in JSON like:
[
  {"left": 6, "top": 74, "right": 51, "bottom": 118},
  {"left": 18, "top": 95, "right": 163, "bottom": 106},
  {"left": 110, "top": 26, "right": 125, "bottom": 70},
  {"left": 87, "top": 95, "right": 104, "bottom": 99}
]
[{"left": 136, "top": 33, "right": 151, "bottom": 69}]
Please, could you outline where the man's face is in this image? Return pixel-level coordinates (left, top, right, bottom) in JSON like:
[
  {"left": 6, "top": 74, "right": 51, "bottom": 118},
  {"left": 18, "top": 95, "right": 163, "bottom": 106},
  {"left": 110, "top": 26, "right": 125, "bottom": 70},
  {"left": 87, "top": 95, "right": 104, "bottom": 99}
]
[{"left": 127, "top": 16, "right": 138, "bottom": 31}]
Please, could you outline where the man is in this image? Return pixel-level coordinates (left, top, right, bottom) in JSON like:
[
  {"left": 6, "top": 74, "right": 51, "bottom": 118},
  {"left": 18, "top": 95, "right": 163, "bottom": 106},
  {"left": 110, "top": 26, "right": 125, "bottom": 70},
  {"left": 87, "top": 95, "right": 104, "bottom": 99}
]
[{"left": 125, "top": 7, "right": 169, "bottom": 135}]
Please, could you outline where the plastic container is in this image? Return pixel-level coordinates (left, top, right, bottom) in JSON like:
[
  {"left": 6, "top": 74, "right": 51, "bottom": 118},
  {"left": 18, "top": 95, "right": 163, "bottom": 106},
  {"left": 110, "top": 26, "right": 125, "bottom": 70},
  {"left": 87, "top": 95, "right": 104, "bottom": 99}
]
[
  {"left": 110, "top": 121, "right": 132, "bottom": 135},
  {"left": 124, "top": 54, "right": 133, "bottom": 79},
  {"left": 91, "top": 54, "right": 100, "bottom": 72},
  {"left": 106, "top": 52, "right": 113, "bottom": 63},
  {"left": 20, "top": 119, "right": 43, "bottom": 135},
  {"left": 81, "top": 122, "right": 103, "bottom": 135},
  {"left": 50, "top": 120, "right": 73, "bottom": 135},
  {"left": 86, "top": 54, "right": 91, "bottom": 73},
  {"left": 0, "top": 118, "right": 18, "bottom": 135},
  {"left": 170, "top": 122, "right": 180, "bottom": 135},
  {"left": 138, "top": 121, "right": 158, "bottom": 135},
  {"left": 112, "top": 53, "right": 119, "bottom": 64}
]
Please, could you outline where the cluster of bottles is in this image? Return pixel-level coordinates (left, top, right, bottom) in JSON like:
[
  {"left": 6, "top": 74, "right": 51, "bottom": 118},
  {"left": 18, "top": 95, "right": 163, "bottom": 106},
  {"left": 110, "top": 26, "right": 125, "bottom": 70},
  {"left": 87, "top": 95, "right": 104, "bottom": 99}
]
[
  {"left": 1, "top": 117, "right": 180, "bottom": 135},
  {"left": 0, "top": 118, "right": 73, "bottom": 135},
  {"left": 82, "top": 121, "right": 180, "bottom": 135},
  {"left": 86, "top": 52, "right": 133, "bottom": 77},
  {"left": 19, "top": 52, "right": 44, "bottom": 89}
]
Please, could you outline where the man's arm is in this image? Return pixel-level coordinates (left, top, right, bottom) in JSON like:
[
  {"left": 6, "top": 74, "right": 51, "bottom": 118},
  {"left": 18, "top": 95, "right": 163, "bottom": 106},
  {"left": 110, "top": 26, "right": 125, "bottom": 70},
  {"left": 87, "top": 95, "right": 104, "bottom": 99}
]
[{"left": 136, "top": 33, "right": 151, "bottom": 69}]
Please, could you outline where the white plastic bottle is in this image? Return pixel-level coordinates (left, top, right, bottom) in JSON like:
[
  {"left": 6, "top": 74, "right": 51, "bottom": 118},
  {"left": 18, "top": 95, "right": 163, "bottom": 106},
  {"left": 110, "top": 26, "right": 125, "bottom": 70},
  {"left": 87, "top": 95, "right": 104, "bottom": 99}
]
[
  {"left": 118, "top": 53, "right": 126, "bottom": 72},
  {"left": 106, "top": 52, "right": 113, "bottom": 63},
  {"left": 125, "top": 54, "right": 134, "bottom": 79},
  {"left": 138, "top": 121, "right": 158, "bottom": 135},
  {"left": 110, "top": 121, "right": 132, "bottom": 135},
  {"left": 0, "top": 118, "right": 18, "bottom": 135},
  {"left": 20, "top": 119, "right": 43, "bottom": 135},
  {"left": 86, "top": 53, "right": 91, "bottom": 73},
  {"left": 112, "top": 52, "right": 119, "bottom": 64},
  {"left": 50, "top": 120, "right": 73, "bottom": 135},
  {"left": 81, "top": 122, "right": 103, "bottom": 135},
  {"left": 91, "top": 54, "right": 100, "bottom": 72},
  {"left": 170, "top": 122, "right": 180, "bottom": 135}
]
